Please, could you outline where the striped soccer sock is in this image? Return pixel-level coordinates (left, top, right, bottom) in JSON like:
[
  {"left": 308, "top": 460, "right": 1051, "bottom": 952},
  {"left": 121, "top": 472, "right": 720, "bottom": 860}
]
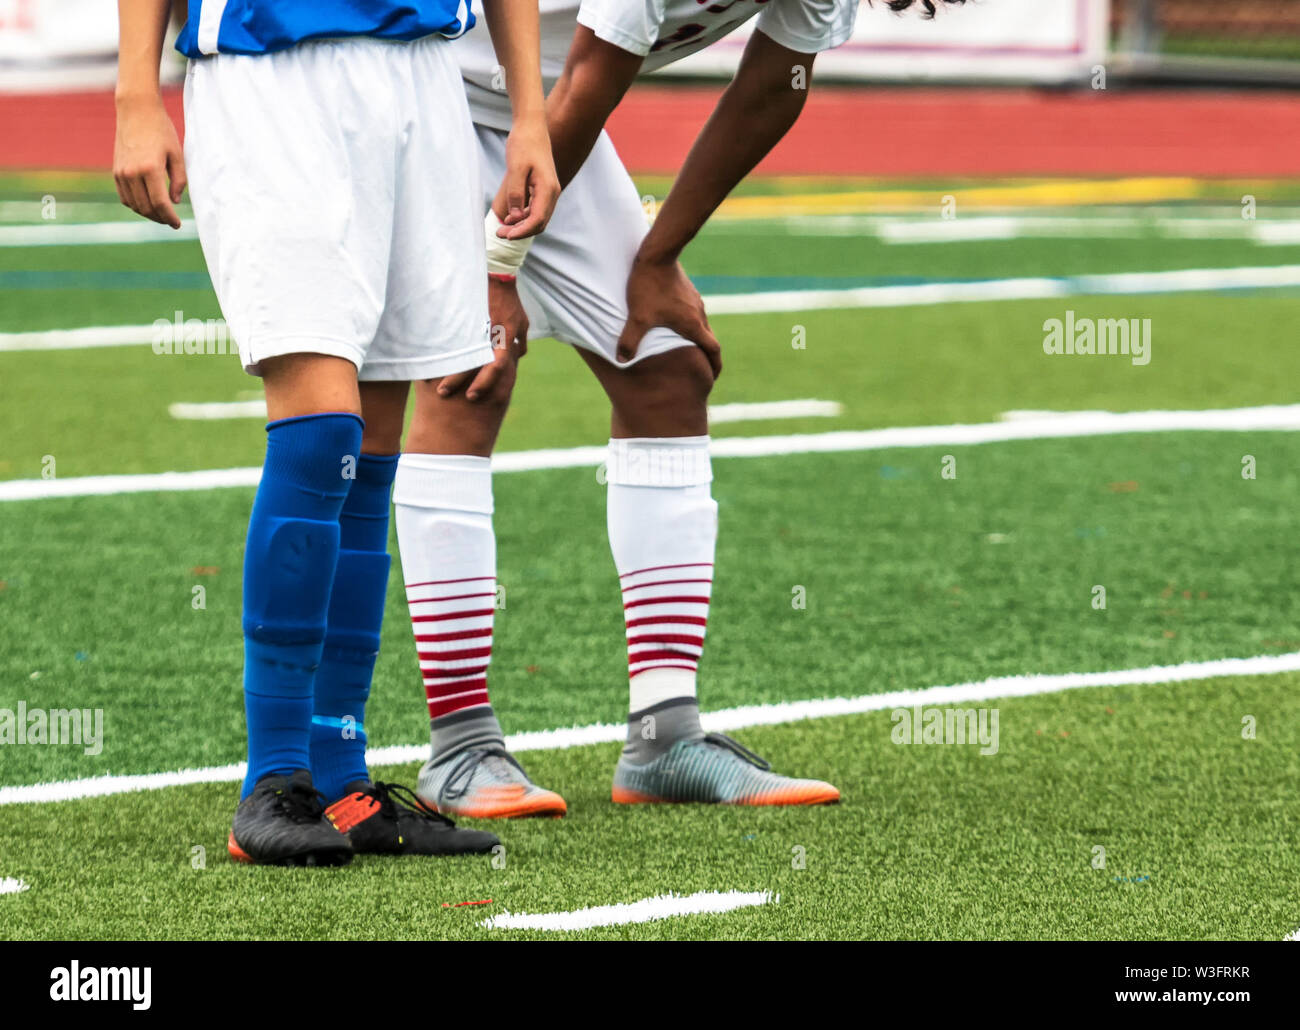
[
  {"left": 394, "top": 454, "right": 496, "bottom": 730},
  {"left": 606, "top": 436, "right": 718, "bottom": 718}
]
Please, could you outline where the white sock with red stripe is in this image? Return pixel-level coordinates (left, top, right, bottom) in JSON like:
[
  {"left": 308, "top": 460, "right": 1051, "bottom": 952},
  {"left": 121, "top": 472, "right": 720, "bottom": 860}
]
[
  {"left": 606, "top": 436, "right": 717, "bottom": 715},
  {"left": 393, "top": 454, "right": 496, "bottom": 725}
]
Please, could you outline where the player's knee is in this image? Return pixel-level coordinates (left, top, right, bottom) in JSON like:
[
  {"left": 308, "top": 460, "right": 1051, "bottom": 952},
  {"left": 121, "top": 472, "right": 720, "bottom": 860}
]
[
  {"left": 671, "top": 347, "right": 716, "bottom": 405},
  {"left": 630, "top": 347, "right": 714, "bottom": 410},
  {"left": 607, "top": 348, "right": 713, "bottom": 437},
  {"left": 408, "top": 363, "right": 514, "bottom": 454}
]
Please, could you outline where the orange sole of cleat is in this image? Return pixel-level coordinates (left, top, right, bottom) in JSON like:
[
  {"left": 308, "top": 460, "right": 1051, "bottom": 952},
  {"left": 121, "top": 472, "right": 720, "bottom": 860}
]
[
  {"left": 612, "top": 785, "right": 842, "bottom": 806},
  {"left": 428, "top": 793, "right": 568, "bottom": 820},
  {"left": 227, "top": 831, "right": 253, "bottom": 864},
  {"left": 611, "top": 786, "right": 663, "bottom": 804},
  {"left": 741, "top": 785, "right": 841, "bottom": 807}
]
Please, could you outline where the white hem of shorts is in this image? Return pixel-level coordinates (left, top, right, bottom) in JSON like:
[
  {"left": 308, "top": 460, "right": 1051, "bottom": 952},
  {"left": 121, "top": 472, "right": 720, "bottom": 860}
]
[
  {"left": 240, "top": 334, "right": 362, "bottom": 377},
  {"left": 359, "top": 342, "right": 496, "bottom": 382},
  {"left": 241, "top": 336, "right": 493, "bottom": 381},
  {"left": 544, "top": 325, "right": 695, "bottom": 369}
]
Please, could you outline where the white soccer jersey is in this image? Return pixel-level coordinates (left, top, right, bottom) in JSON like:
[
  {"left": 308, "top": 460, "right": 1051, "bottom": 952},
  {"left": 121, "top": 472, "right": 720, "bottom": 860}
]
[{"left": 456, "top": 0, "right": 858, "bottom": 129}]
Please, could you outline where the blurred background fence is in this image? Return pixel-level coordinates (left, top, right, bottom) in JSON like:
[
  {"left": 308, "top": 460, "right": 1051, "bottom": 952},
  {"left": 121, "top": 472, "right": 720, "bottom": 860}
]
[
  {"left": 3, "top": 0, "right": 1300, "bottom": 93},
  {"left": 1112, "top": 0, "right": 1300, "bottom": 82}
]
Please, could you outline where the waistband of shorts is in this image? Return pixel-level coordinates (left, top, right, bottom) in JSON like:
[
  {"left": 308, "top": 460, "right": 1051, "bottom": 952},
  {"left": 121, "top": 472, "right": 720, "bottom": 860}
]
[{"left": 189, "top": 32, "right": 449, "bottom": 61}]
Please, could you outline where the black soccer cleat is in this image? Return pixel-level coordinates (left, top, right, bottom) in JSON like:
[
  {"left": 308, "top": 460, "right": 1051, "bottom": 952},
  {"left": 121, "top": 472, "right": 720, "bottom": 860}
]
[
  {"left": 325, "top": 780, "right": 501, "bottom": 856},
  {"left": 228, "top": 770, "right": 353, "bottom": 866}
]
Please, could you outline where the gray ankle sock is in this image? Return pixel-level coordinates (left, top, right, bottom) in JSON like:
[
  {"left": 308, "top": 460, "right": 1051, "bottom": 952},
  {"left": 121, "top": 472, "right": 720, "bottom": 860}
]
[
  {"left": 430, "top": 706, "right": 505, "bottom": 765},
  {"left": 622, "top": 697, "right": 704, "bottom": 764}
]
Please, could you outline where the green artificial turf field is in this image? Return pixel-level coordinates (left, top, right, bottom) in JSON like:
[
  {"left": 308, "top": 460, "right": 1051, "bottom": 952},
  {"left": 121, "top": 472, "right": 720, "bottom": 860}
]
[{"left": 1, "top": 173, "right": 1298, "bottom": 939}]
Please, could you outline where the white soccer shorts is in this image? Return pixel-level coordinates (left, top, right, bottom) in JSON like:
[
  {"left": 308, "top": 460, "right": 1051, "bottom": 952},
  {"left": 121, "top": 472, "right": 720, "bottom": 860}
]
[
  {"left": 475, "top": 124, "right": 695, "bottom": 366},
  {"left": 184, "top": 35, "right": 493, "bottom": 381}
]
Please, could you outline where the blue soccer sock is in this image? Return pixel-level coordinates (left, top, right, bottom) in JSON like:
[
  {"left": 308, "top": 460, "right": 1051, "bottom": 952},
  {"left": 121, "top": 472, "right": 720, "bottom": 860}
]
[
  {"left": 240, "top": 412, "right": 363, "bottom": 799},
  {"left": 309, "top": 451, "right": 399, "bottom": 801}
]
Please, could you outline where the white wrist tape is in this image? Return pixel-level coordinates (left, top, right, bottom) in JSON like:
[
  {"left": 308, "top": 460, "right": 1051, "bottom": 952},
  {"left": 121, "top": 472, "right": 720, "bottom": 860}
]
[{"left": 484, "top": 209, "right": 534, "bottom": 277}]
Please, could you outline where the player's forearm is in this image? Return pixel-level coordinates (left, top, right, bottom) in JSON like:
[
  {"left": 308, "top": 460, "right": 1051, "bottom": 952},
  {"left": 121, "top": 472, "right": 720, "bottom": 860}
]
[
  {"left": 545, "top": 27, "right": 642, "bottom": 188},
  {"left": 482, "top": 0, "right": 546, "bottom": 123},
  {"left": 637, "top": 31, "right": 812, "bottom": 264},
  {"left": 116, "top": 0, "right": 173, "bottom": 103}
]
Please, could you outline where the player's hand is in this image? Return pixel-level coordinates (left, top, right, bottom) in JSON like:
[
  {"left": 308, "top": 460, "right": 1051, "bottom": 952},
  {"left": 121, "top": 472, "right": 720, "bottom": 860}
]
[
  {"left": 616, "top": 254, "right": 721, "bottom": 378},
  {"left": 113, "top": 94, "right": 187, "bottom": 229},
  {"left": 493, "top": 114, "right": 560, "bottom": 240},
  {"left": 437, "top": 276, "right": 528, "bottom": 403}
]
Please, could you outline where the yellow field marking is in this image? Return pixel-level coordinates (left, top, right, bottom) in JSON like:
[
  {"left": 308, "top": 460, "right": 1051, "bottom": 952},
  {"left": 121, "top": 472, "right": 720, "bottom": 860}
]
[{"left": 715, "top": 178, "right": 1207, "bottom": 219}]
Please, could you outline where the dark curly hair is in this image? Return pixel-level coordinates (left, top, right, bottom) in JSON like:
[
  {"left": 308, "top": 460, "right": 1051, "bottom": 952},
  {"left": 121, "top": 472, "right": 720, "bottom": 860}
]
[{"left": 882, "top": 0, "right": 966, "bottom": 15}]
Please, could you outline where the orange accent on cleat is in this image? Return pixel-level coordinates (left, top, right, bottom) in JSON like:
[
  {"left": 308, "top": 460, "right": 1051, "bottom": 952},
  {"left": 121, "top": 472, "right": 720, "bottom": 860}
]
[
  {"left": 742, "top": 782, "right": 841, "bottom": 807},
  {"left": 611, "top": 786, "right": 662, "bottom": 805},
  {"left": 227, "top": 830, "right": 253, "bottom": 864},
  {"left": 612, "top": 783, "right": 841, "bottom": 807},
  {"left": 434, "top": 784, "right": 567, "bottom": 820},
  {"left": 325, "top": 792, "right": 379, "bottom": 834}
]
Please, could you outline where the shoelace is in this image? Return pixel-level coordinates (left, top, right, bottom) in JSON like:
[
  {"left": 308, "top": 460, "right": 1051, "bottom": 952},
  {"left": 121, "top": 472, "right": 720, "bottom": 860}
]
[
  {"left": 274, "top": 780, "right": 329, "bottom": 824},
  {"left": 440, "top": 746, "right": 529, "bottom": 800},
  {"left": 700, "top": 732, "right": 772, "bottom": 771},
  {"left": 369, "top": 781, "right": 457, "bottom": 828}
]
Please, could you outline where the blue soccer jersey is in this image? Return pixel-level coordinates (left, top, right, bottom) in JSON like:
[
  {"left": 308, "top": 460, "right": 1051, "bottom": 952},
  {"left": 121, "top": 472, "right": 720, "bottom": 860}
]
[{"left": 175, "top": 0, "right": 475, "bottom": 57}]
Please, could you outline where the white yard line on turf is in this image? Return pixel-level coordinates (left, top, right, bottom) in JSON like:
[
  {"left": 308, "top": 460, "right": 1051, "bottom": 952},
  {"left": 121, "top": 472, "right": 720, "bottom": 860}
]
[
  {"left": 479, "top": 890, "right": 776, "bottom": 932},
  {"left": 8, "top": 213, "right": 1296, "bottom": 248},
  {"left": 702, "top": 264, "right": 1300, "bottom": 316},
  {"left": 872, "top": 216, "right": 1300, "bottom": 246},
  {"left": 4, "top": 403, "right": 1299, "bottom": 503},
  {"left": 165, "top": 398, "right": 844, "bottom": 424},
  {"left": 0, "top": 877, "right": 31, "bottom": 895},
  {"left": 0, "top": 202, "right": 175, "bottom": 221},
  {"left": 704, "top": 208, "right": 1300, "bottom": 240},
  {"left": 168, "top": 400, "right": 267, "bottom": 420},
  {"left": 0, "top": 466, "right": 265, "bottom": 501},
  {"left": 0, "top": 221, "right": 198, "bottom": 247},
  {"left": 0, "top": 325, "right": 167, "bottom": 352},
  {"left": 1255, "top": 223, "right": 1300, "bottom": 246},
  {"left": 1285, "top": 928, "right": 1300, "bottom": 942},
  {"left": 5, "top": 263, "right": 1300, "bottom": 355},
  {"left": 704, "top": 399, "right": 842, "bottom": 423},
  {"left": 3, "top": 651, "right": 1298, "bottom": 806}
]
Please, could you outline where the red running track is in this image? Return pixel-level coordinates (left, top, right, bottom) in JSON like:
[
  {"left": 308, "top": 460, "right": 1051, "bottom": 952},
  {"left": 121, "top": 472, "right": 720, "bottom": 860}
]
[
  {"left": 2, "top": 85, "right": 1298, "bottom": 177},
  {"left": 605, "top": 86, "right": 1300, "bottom": 178}
]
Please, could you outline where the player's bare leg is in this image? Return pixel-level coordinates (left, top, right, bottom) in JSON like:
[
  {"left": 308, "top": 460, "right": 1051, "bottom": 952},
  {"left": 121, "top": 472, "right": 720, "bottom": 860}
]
[
  {"left": 579, "top": 346, "right": 840, "bottom": 807},
  {"left": 260, "top": 354, "right": 362, "bottom": 422},
  {"left": 396, "top": 350, "right": 567, "bottom": 820}
]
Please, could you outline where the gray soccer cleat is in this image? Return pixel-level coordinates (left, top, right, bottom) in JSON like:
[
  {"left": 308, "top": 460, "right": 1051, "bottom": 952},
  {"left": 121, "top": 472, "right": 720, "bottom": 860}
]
[
  {"left": 612, "top": 699, "right": 840, "bottom": 806},
  {"left": 417, "top": 707, "right": 567, "bottom": 819}
]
